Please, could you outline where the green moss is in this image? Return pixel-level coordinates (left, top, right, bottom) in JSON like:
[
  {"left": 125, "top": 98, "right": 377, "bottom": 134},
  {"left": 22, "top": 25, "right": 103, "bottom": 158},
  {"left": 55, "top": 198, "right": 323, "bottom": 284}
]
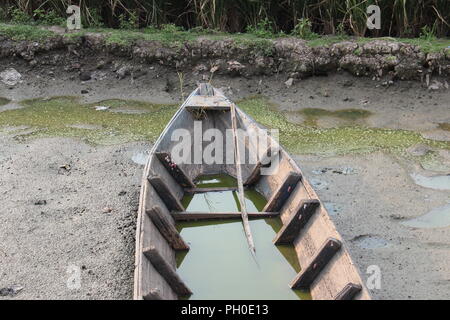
[
  {"left": 0, "top": 96, "right": 177, "bottom": 145},
  {"left": 295, "top": 107, "right": 372, "bottom": 127},
  {"left": 438, "top": 123, "right": 450, "bottom": 132},
  {"left": 238, "top": 97, "right": 450, "bottom": 156},
  {"left": 0, "top": 23, "right": 57, "bottom": 40},
  {"left": 0, "top": 97, "right": 10, "bottom": 106}
]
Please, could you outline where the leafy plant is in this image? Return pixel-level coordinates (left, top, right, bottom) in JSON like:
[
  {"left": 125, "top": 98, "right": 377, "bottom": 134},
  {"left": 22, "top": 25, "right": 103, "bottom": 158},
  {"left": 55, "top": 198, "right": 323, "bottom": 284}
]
[
  {"left": 420, "top": 24, "right": 437, "bottom": 41},
  {"left": 246, "top": 18, "right": 275, "bottom": 38},
  {"left": 33, "top": 9, "right": 65, "bottom": 26},
  {"left": 291, "top": 18, "right": 318, "bottom": 40},
  {"left": 118, "top": 12, "right": 138, "bottom": 29},
  {"left": 10, "top": 7, "right": 31, "bottom": 24}
]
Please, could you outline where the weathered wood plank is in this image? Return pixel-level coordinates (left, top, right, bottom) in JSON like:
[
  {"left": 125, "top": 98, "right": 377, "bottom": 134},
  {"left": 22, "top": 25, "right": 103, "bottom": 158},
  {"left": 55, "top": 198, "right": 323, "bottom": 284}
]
[
  {"left": 186, "top": 105, "right": 230, "bottom": 111},
  {"left": 148, "top": 175, "right": 185, "bottom": 212},
  {"left": 334, "top": 283, "right": 362, "bottom": 300},
  {"left": 198, "top": 83, "right": 215, "bottom": 96},
  {"left": 184, "top": 186, "right": 239, "bottom": 194},
  {"left": 290, "top": 238, "right": 342, "bottom": 289},
  {"left": 244, "top": 148, "right": 277, "bottom": 186},
  {"left": 273, "top": 199, "right": 320, "bottom": 245},
  {"left": 142, "top": 288, "right": 163, "bottom": 300},
  {"left": 146, "top": 206, "right": 189, "bottom": 250},
  {"left": 230, "top": 103, "right": 255, "bottom": 254},
  {"left": 263, "top": 172, "right": 302, "bottom": 212},
  {"left": 143, "top": 246, "right": 192, "bottom": 297},
  {"left": 155, "top": 152, "right": 195, "bottom": 188},
  {"left": 172, "top": 211, "right": 279, "bottom": 221},
  {"left": 244, "top": 161, "right": 263, "bottom": 186}
]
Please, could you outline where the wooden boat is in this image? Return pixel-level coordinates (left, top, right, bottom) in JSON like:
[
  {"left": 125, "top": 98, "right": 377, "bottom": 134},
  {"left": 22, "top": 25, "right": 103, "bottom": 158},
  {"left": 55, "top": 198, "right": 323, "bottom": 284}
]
[{"left": 133, "top": 83, "right": 371, "bottom": 300}]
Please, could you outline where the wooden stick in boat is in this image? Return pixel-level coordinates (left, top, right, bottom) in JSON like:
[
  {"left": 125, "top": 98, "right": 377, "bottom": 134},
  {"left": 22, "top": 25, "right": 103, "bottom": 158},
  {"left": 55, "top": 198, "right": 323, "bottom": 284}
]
[{"left": 230, "top": 103, "right": 256, "bottom": 254}]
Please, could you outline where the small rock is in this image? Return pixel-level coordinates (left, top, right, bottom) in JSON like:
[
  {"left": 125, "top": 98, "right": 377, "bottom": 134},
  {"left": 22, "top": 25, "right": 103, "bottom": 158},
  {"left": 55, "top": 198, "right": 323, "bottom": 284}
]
[
  {"left": 59, "top": 164, "right": 71, "bottom": 171},
  {"left": 428, "top": 80, "right": 447, "bottom": 91},
  {"left": 0, "top": 68, "right": 22, "bottom": 86},
  {"left": 132, "top": 70, "right": 147, "bottom": 80},
  {"left": 284, "top": 78, "right": 294, "bottom": 88},
  {"left": 116, "top": 66, "right": 130, "bottom": 79},
  {"left": 79, "top": 71, "right": 92, "bottom": 81},
  {"left": 118, "top": 191, "right": 127, "bottom": 196},
  {"left": 342, "top": 80, "right": 353, "bottom": 87},
  {"left": 0, "top": 285, "right": 24, "bottom": 297},
  {"left": 390, "top": 214, "right": 406, "bottom": 220},
  {"left": 102, "top": 207, "right": 113, "bottom": 213},
  {"left": 81, "top": 89, "right": 89, "bottom": 94},
  {"left": 95, "top": 105, "right": 110, "bottom": 111}
]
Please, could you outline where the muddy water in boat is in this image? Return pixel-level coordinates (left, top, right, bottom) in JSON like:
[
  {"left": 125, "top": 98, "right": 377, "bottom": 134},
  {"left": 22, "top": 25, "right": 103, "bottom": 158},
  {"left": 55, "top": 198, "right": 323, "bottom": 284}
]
[{"left": 176, "top": 174, "right": 311, "bottom": 300}]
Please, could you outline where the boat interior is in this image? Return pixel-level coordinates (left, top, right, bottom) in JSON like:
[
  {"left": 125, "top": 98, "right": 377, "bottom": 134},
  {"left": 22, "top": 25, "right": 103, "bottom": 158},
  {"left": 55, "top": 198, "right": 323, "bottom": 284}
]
[{"left": 133, "top": 84, "right": 370, "bottom": 300}]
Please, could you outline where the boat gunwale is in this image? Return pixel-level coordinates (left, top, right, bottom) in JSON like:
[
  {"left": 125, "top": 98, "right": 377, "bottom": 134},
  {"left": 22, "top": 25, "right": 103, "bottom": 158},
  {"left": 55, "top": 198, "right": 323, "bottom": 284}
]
[{"left": 134, "top": 86, "right": 371, "bottom": 300}]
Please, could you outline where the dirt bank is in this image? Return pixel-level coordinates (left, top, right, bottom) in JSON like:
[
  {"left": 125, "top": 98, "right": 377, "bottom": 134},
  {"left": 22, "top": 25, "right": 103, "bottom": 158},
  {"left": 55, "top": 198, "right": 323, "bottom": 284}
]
[
  {"left": 1, "top": 61, "right": 450, "bottom": 299},
  {"left": 1, "top": 27, "right": 449, "bottom": 82}
]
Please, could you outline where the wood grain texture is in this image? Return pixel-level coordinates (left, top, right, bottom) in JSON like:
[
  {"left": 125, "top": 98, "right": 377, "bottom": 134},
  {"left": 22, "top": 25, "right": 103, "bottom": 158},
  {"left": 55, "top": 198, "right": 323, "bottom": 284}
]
[
  {"left": 273, "top": 199, "right": 320, "bottom": 245},
  {"left": 148, "top": 175, "right": 185, "bottom": 212},
  {"left": 146, "top": 206, "right": 189, "bottom": 250},
  {"left": 155, "top": 152, "right": 195, "bottom": 188},
  {"left": 290, "top": 238, "right": 342, "bottom": 289},
  {"left": 263, "top": 172, "right": 302, "bottom": 212},
  {"left": 143, "top": 246, "right": 192, "bottom": 297},
  {"left": 334, "top": 283, "right": 362, "bottom": 300}
]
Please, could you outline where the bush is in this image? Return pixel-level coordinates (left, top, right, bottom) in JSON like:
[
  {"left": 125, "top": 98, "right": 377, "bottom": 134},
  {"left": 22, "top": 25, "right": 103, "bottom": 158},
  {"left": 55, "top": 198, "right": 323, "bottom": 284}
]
[
  {"left": 118, "top": 12, "right": 138, "bottom": 29},
  {"left": 11, "top": 7, "right": 32, "bottom": 24},
  {"left": 33, "top": 9, "right": 65, "bottom": 26},
  {"left": 420, "top": 24, "right": 437, "bottom": 41},
  {"left": 291, "top": 18, "right": 318, "bottom": 40},
  {"left": 246, "top": 18, "right": 275, "bottom": 38}
]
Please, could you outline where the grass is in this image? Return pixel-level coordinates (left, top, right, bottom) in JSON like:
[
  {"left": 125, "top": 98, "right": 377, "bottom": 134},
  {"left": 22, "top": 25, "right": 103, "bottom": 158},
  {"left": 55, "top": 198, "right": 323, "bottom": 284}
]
[
  {"left": 1, "top": 22, "right": 447, "bottom": 52},
  {"left": 1, "top": 22, "right": 448, "bottom": 53},
  {"left": 0, "top": 23, "right": 56, "bottom": 40}
]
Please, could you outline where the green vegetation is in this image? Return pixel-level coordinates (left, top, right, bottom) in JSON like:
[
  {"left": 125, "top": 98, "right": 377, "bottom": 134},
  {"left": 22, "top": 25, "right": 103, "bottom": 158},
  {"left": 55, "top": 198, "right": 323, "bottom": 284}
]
[
  {"left": 0, "top": 97, "right": 10, "bottom": 106},
  {"left": 0, "top": 23, "right": 56, "bottom": 40},
  {"left": 0, "top": 96, "right": 177, "bottom": 145},
  {"left": 296, "top": 108, "right": 372, "bottom": 126},
  {"left": 1, "top": 1, "right": 448, "bottom": 37},
  {"left": 291, "top": 18, "right": 318, "bottom": 40},
  {"left": 439, "top": 123, "right": 450, "bottom": 132},
  {"left": 237, "top": 97, "right": 450, "bottom": 156},
  {"left": 1, "top": 22, "right": 447, "bottom": 54},
  {"left": 2, "top": 95, "right": 449, "bottom": 159}
]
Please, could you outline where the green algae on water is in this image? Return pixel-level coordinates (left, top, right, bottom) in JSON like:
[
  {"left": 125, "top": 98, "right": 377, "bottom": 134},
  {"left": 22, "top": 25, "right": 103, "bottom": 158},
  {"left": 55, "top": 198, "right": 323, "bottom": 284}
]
[
  {"left": 237, "top": 96, "right": 450, "bottom": 156},
  {"left": 177, "top": 174, "right": 310, "bottom": 300},
  {"left": 0, "top": 97, "right": 10, "bottom": 106},
  {"left": 296, "top": 107, "right": 372, "bottom": 127},
  {"left": 0, "top": 96, "right": 177, "bottom": 144},
  {"left": 439, "top": 123, "right": 450, "bottom": 132}
]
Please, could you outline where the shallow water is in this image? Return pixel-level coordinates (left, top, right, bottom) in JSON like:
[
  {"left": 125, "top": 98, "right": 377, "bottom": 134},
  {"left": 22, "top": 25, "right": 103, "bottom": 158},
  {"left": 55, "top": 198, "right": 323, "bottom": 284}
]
[
  {"left": 131, "top": 152, "right": 149, "bottom": 165},
  {"left": 401, "top": 204, "right": 450, "bottom": 229},
  {"left": 411, "top": 173, "right": 450, "bottom": 191},
  {"left": 352, "top": 235, "right": 390, "bottom": 249},
  {"left": 177, "top": 174, "right": 310, "bottom": 300}
]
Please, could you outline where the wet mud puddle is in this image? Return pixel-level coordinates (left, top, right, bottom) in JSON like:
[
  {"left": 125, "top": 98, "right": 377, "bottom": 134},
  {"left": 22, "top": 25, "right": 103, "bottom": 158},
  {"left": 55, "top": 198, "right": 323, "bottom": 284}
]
[{"left": 176, "top": 174, "right": 310, "bottom": 300}]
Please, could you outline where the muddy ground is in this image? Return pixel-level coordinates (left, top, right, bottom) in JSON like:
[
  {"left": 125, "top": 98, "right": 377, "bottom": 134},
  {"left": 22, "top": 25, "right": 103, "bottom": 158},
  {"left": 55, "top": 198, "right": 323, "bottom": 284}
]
[{"left": 1, "top": 63, "right": 449, "bottom": 299}]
